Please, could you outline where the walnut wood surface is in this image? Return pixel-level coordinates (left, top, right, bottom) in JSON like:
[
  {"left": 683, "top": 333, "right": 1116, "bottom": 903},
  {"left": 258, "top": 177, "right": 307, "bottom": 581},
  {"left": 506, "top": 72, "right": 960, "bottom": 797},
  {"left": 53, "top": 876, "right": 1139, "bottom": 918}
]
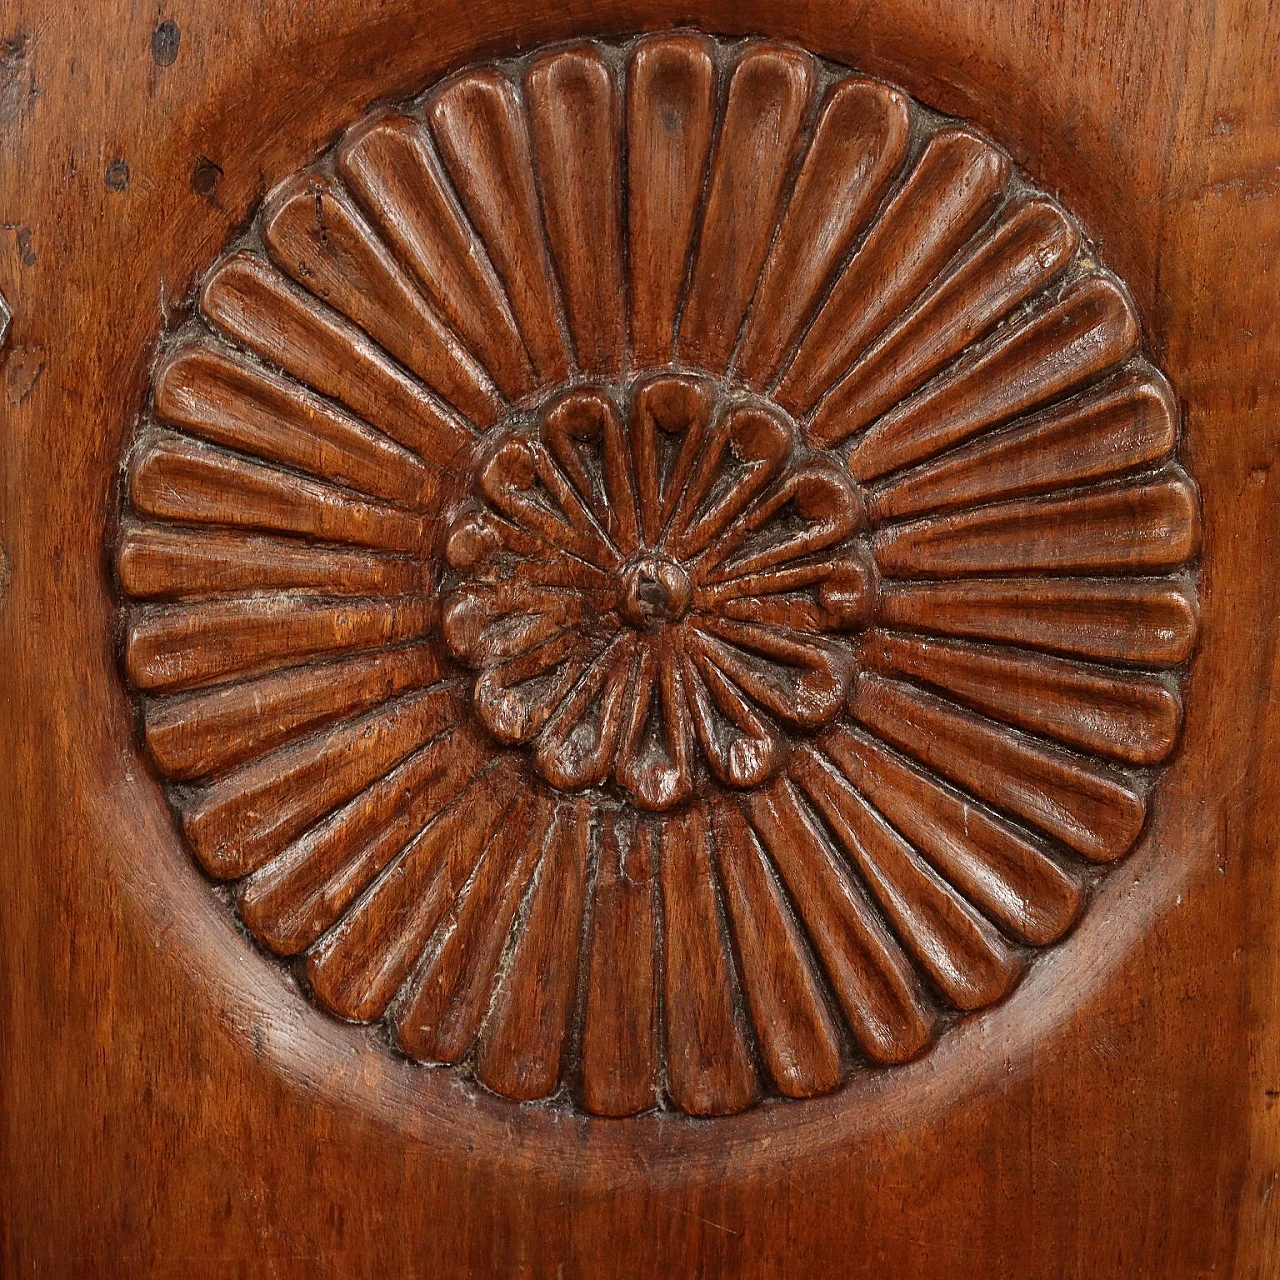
[{"left": 1, "top": 0, "right": 1278, "bottom": 1275}]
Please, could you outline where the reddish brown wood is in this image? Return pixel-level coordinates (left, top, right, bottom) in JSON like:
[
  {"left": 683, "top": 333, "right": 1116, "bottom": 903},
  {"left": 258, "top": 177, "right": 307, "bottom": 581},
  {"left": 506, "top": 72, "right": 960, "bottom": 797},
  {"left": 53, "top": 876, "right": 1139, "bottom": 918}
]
[
  {"left": 392, "top": 785, "right": 559, "bottom": 1064},
  {"left": 660, "top": 804, "right": 760, "bottom": 1116},
  {"left": 2, "top": 1, "right": 1278, "bottom": 1275},
  {"left": 626, "top": 34, "right": 716, "bottom": 368},
  {"left": 579, "top": 810, "right": 661, "bottom": 1117},
  {"left": 676, "top": 42, "right": 814, "bottom": 373},
  {"left": 777, "top": 128, "right": 1009, "bottom": 416},
  {"left": 525, "top": 45, "right": 627, "bottom": 378},
  {"left": 711, "top": 795, "right": 844, "bottom": 1098},
  {"left": 735, "top": 76, "right": 910, "bottom": 387},
  {"left": 337, "top": 114, "right": 537, "bottom": 401},
  {"left": 428, "top": 68, "right": 573, "bottom": 386}
]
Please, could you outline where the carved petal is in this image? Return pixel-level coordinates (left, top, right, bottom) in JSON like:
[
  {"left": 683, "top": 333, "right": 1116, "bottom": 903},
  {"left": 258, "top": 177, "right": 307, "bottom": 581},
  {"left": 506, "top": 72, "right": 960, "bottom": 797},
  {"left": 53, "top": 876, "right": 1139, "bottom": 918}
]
[
  {"left": 526, "top": 47, "right": 626, "bottom": 377},
  {"left": 779, "top": 128, "right": 1009, "bottom": 414},
  {"left": 580, "top": 814, "right": 661, "bottom": 1117},
  {"left": 702, "top": 548, "right": 878, "bottom": 634},
  {"left": 337, "top": 113, "right": 536, "bottom": 402},
  {"left": 125, "top": 596, "right": 434, "bottom": 692},
  {"left": 627, "top": 35, "right": 717, "bottom": 367},
  {"left": 810, "top": 199, "right": 1080, "bottom": 444},
  {"left": 428, "top": 69, "right": 572, "bottom": 385},
  {"left": 183, "top": 683, "right": 466, "bottom": 879},
  {"left": 534, "top": 635, "right": 638, "bottom": 790},
  {"left": 711, "top": 798, "right": 843, "bottom": 1097},
  {"left": 541, "top": 388, "right": 640, "bottom": 553},
  {"left": 471, "top": 628, "right": 600, "bottom": 745},
  {"left": 735, "top": 77, "right": 911, "bottom": 387},
  {"left": 143, "top": 642, "right": 446, "bottom": 780},
  {"left": 262, "top": 173, "right": 503, "bottom": 427},
  {"left": 817, "top": 725, "right": 1082, "bottom": 947},
  {"left": 683, "top": 639, "right": 787, "bottom": 789},
  {"left": 306, "top": 755, "right": 521, "bottom": 1021},
  {"left": 628, "top": 374, "right": 718, "bottom": 547},
  {"left": 441, "top": 580, "right": 597, "bottom": 665},
  {"left": 861, "top": 631, "right": 1183, "bottom": 765},
  {"left": 699, "top": 460, "right": 862, "bottom": 582},
  {"left": 392, "top": 788, "right": 558, "bottom": 1064},
  {"left": 117, "top": 525, "right": 420, "bottom": 601},
  {"left": 201, "top": 253, "right": 472, "bottom": 469},
  {"left": 240, "top": 722, "right": 492, "bottom": 953},
  {"left": 693, "top": 618, "right": 854, "bottom": 728},
  {"left": 444, "top": 507, "right": 617, "bottom": 592},
  {"left": 678, "top": 43, "right": 815, "bottom": 373},
  {"left": 879, "top": 577, "right": 1198, "bottom": 666},
  {"left": 846, "top": 274, "right": 1141, "bottom": 481},
  {"left": 791, "top": 745, "right": 1022, "bottom": 1009},
  {"left": 477, "top": 435, "right": 622, "bottom": 570},
  {"left": 130, "top": 435, "right": 424, "bottom": 552},
  {"left": 474, "top": 797, "right": 595, "bottom": 1100},
  {"left": 745, "top": 780, "right": 935, "bottom": 1063},
  {"left": 873, "top": 472, "right": 1200, "bottom": 576},
  {"left": 153, "top": 344, "right": 434, "bottom": 508},
  {"left": 867, "top": 367, "right": 1179, "bottom": 523},
  {"left": 660, "top": 805, "right": 760, "bottom": 1115},
  {"left": 615, "top": 643, "right": 694, "bottom": 811},
  {"left": 851, "top": 673, "right": 1147, "bottom": 862},
  {"left": 666, "top": 402, "right": 794, "bottom": 558}
]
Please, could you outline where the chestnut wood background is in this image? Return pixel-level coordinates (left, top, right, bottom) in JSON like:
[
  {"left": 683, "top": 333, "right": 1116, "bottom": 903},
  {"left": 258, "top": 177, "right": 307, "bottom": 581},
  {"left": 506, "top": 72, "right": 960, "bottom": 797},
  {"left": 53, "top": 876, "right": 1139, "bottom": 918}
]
[{"left": 1, "top": 0, "right": 1277, "bottom": 1275}]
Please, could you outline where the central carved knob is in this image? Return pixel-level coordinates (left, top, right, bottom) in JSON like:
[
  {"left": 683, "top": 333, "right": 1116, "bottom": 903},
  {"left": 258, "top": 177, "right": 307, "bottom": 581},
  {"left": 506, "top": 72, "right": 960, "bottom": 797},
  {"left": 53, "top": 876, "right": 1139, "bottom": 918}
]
[{"left": 619, "top": 556, "right": 692, "bottom": 628}]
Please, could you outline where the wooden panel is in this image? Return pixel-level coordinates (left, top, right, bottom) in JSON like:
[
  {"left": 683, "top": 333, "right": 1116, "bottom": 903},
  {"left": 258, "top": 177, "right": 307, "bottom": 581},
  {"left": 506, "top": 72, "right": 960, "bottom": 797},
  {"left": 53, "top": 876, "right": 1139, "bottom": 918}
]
[{"left": 0, "top": 0, "right": 1276, "bottom": 1275}]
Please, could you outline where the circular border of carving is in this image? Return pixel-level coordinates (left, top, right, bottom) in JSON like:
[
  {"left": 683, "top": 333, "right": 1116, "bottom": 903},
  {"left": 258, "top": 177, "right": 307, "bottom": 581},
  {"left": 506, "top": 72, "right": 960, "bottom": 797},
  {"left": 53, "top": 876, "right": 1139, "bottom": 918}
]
[{"left": 115, "top": 32, "right": 1200, "bottom": 1119}]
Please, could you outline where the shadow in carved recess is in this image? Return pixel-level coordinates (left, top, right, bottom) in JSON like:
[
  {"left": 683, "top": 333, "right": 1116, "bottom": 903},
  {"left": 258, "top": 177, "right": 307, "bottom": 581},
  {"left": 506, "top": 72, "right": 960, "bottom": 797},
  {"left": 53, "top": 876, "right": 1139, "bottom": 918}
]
[{"left": 114, "top": 32, "right": 1200, "bottom": 1118}]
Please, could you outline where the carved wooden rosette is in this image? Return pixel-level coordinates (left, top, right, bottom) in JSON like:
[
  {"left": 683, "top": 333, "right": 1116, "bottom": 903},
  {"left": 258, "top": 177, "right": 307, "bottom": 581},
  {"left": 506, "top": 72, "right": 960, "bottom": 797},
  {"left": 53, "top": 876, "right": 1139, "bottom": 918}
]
[{"left": 115, "top": 34, "right": 1200, "bottom": 1118}]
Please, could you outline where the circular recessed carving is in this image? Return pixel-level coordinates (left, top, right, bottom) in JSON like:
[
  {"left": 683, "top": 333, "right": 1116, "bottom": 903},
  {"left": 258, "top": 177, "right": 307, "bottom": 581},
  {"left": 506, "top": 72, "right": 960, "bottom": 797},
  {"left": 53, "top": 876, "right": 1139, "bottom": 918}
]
[{"left": 115, "top": 32, "right": 1200, "bottom": 1118}]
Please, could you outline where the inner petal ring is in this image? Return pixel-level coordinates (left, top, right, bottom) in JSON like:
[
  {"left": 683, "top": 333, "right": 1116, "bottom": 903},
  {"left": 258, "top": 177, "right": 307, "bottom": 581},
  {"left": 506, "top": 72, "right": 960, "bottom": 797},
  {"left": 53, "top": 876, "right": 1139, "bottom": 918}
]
[{"left": 442, "top": 374, "right": 873, "bottom": 808}]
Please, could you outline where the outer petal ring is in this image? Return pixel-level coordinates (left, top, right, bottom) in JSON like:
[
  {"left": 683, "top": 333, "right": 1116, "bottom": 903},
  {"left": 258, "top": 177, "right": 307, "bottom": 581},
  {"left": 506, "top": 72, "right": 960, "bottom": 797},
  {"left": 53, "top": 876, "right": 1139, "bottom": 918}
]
[{"left": 115, "top": 33, "right": 1199, "bottom": 1118}]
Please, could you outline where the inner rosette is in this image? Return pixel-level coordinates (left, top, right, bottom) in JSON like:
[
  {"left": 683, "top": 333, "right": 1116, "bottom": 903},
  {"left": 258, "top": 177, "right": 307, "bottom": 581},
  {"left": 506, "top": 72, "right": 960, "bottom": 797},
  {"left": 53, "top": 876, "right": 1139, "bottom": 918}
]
[{"left": 442, "top": 375, "right": 876, "bottom": 809}]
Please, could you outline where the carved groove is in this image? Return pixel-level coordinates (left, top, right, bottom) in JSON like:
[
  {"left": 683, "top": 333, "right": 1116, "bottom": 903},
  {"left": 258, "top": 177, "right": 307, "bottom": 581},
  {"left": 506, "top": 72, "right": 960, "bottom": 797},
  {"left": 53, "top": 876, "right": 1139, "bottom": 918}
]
[{"left": 115, "top": 33, "right": 1200, "bottom": 1118}]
